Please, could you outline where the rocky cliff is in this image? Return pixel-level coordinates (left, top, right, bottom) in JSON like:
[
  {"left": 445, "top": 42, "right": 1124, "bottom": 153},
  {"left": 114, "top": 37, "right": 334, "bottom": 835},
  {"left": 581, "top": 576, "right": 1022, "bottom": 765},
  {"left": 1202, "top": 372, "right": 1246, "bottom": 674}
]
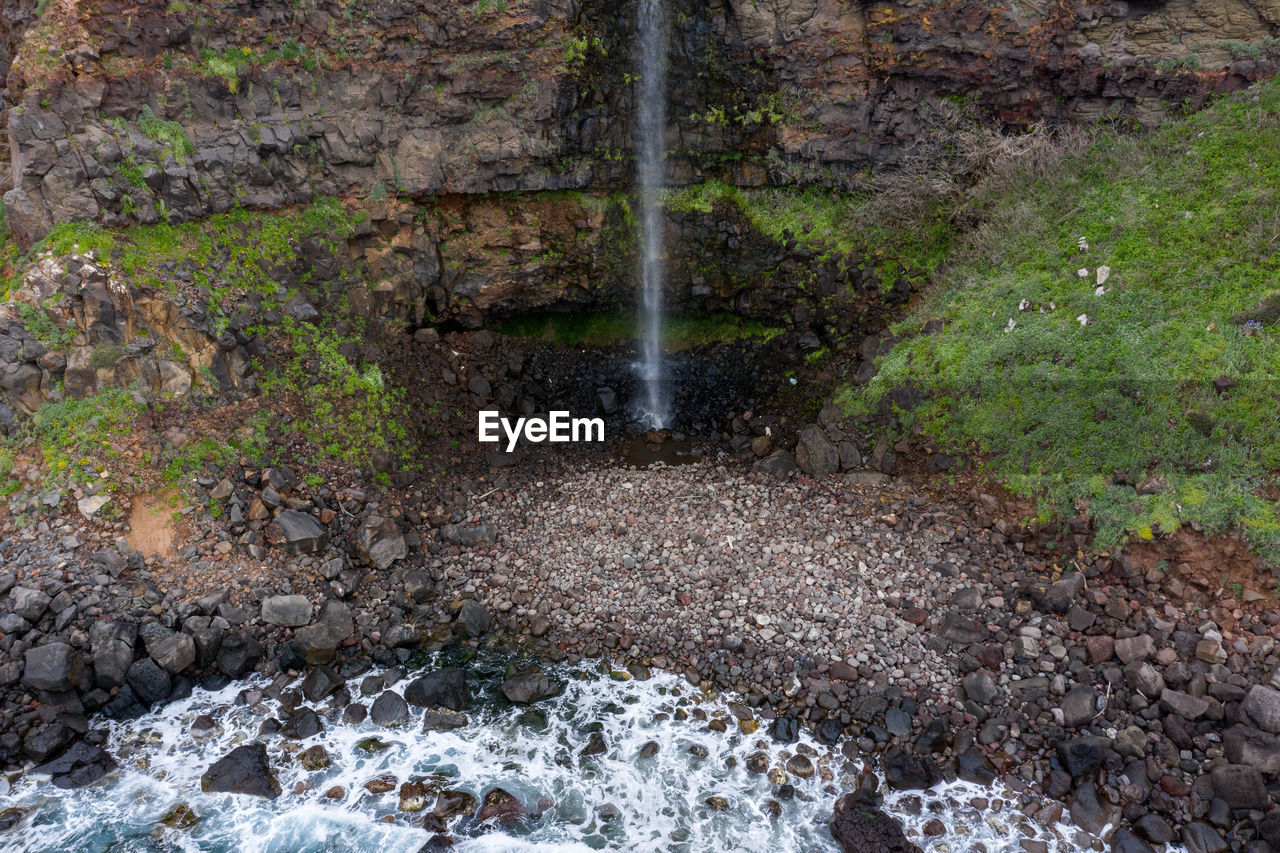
[{"left": 2, "top": 0, "right": 1278, "bottom": 248}]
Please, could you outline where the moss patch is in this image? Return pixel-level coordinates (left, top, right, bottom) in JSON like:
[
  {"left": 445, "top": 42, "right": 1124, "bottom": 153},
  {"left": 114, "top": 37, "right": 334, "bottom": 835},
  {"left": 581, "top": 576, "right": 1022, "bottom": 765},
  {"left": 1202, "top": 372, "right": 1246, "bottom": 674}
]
[
  {"left": 662, "top": 180, "right": 953, "bottom": 287},
  {"left": 498, "top": 310, "right": 783, "bottom": 351}
]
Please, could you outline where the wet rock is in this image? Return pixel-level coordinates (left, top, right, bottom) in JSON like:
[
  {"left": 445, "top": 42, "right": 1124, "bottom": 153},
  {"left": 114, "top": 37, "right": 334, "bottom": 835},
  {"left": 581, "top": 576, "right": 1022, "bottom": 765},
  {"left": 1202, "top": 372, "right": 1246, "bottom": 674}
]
[
  {"left": 955, "top": 747, "right": 996, "bottom": 786},
  {"left": 454, "top": 600, "right": 494, "bottom": 637},
  {"left": 405, "top": 668, "right": 469, "bottom": 711},
  {"left": 1181, "top": 822, "right": 1228, "bottom": 852},
  {"left": 217, "top": 631, "right": 262, "bottom": 677},
  {"left": 786, "top": 754, "right": 815, "bottom": 779},
  {"left": 274, "top": 511, "right": 329, "bottom": 555},
  {"left": 422, "top": 707, "right": 469, "bottom": 731},
  {"left": 126, "top": 658, "right": 171, "bottom": 706},
  {"left": 34, "top": 740, "right": 118, "bottom": 788},
  {"left": 830, "top": 792, "right": 923, "bottom": 853},
  {"left": 300, "top": 665, "right": 343, "bottom": 702},
  {"left": 1056, "top": 736, "right": 1105, "bottom": 778},
  {"left": 370, "top": 691, "right": 410, "bottom": 727},
  {"left": 882, "top": 748, "right": 940, "bottom": 790},
  {"left": 477, "top": 787, "right": 525, "bottom": 824},
  {"left": 298, "top": 744, "right": 330, "bottom": 770},
  {"left": 159, "top": 803, "right": 200, "bottom": 829},
  {"left": 23, "top": 723, "right": 74, "bottom": 762},
  {"left": 1070, "top": 781, "right": 1114, "bottom": 835},
  {"left": 433, "top": 789, "right": 478, "bottom": 821},
  {"left": 581, "top": 731, "right": 607, "bottom": 757},
  {"left": 261, "top": 595, "right": 311, "bottom": 628},
  {"left": 364, "top": 774, "right": 398, "bottom": 794},
  {"left": 1132, "top": 812, "right": 1173, "bottom": 843},
  {"left": 200, "top": 743, "right": 281, "bottom": 799},
  {"left": 501, "top": 672, "right": 563, "bottom": 704},
  {"left": 281, "top": 707, "right": 322, "bottom": 740}
]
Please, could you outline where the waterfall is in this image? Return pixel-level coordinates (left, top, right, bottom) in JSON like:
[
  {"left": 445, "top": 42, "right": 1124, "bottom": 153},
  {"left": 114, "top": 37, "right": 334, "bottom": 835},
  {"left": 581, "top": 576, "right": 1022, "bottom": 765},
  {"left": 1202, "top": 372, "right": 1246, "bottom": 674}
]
[{"left": 634, "top": 0, "right": 670, "bottom": 430}]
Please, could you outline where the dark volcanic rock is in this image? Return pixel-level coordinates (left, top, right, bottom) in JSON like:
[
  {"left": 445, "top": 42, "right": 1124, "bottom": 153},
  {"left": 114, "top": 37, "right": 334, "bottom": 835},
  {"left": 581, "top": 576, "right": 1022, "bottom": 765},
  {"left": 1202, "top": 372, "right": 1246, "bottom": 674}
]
[
  {"left": 23, "top": 642, "right": 78, "bottom": 692},
  {"left": 405, "top": 668, "right": 469, "bottom": 711},
  {"left": 291, "top": 601, "right": 354, "bottom": 664},
  {"left": 217, "top": 631, "right": 262, "bottom": 677},
  {"left": 274, "top": 511, "right": 329, "bottom": 555},
  {"left": 501, "top": 672, "right": 563, "bottom": 704},
  {"left": 34, "top": 740, "right": 118, "bottom": 788},
  {"left": 830, "top": 792, "right": 923, "bottom": 853},
  {"left": 454, "top": 600, "right": 494, "bottom": 638},
  {"left": 126, "top": 658, "right": 171, "bottom": 706},
  {"left": 1057, "top": 736, "right": 1106, "bottom": 778},
  {"left": 200, "top": 743, "right": 282, "bottom": 799},
  {"left": 370, "top": 691, "right": 410, "bottom": 727},
  {"left": 882, "top": 748, "right": 940, "bottom": 791},
  {"left": 477, "top": 787, "right": 526, "bottom": 824}
]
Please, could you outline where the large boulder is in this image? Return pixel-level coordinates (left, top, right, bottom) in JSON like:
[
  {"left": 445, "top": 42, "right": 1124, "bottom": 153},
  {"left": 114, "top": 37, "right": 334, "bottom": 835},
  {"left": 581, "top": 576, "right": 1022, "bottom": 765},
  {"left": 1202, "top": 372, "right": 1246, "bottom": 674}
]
[
  {"left": 290, "top": 600, "right": 354, "bottom": 664},
  {"left": 126, "top": 658, "right": 171, "bottom": 705},
  {"left": 454, "top": 600, "right": 494, "bottom": 638},
  {"left": 23, "top": 642, "right": 79, "bottom": 692},
  {"left": 795, "top": 426, "right": 839, "bottom": 477},
  {"left": 217, "top": 630, "right": 262, "bottom": 677},
  {"left": 356, "top": 515, "right": 407, "bottom": 569},
  {"left": 34, "top": 740, "right": 118, "bottom": 789},
  {"left": 370, "top": 691, "right": 410, "bottom": 727},
  {"left": 273, "top": 511, "right": 329, "bottom": 555},
  {"left": 200, "top": 743, "right": 281, "bottom": 799},
  {"left": 405, "top": 668, "right": 469, "bottom": 711},
  {"left": 830, "top": 793, "right": 922, "bottom": 853},
  {"left": 261, "top": 595, "right": 312, "bottom": 628},
  {"left": 1243, "top": 685, "right": 1280, "bottom": 734},
  {"left": 149, "top": 632, "right": 195, "bottom": 674},
  {"left": 501, "top": 672, "right": 564, "bottom": 704}
]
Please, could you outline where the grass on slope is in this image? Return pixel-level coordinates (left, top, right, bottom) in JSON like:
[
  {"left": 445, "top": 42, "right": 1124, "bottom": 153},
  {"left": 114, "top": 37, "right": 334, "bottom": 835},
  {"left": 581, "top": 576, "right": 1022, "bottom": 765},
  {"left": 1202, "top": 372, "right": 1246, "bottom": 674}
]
[{"left": 841, "top": 81, "right": 1280, "bottom": 561}]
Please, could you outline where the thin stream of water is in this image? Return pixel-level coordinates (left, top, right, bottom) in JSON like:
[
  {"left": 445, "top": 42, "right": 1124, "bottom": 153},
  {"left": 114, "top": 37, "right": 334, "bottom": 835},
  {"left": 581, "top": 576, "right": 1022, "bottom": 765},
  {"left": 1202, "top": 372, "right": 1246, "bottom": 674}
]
[{"left": 635, "top": 0, "right": 671, "bottom": 430}]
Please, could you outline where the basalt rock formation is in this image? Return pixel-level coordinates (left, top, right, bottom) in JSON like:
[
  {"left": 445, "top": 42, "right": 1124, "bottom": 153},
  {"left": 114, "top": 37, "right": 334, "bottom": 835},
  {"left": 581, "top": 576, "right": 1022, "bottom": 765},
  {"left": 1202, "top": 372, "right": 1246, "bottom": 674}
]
[{"left": 2, "top": 0, "right": 1278, "bottom": 247}]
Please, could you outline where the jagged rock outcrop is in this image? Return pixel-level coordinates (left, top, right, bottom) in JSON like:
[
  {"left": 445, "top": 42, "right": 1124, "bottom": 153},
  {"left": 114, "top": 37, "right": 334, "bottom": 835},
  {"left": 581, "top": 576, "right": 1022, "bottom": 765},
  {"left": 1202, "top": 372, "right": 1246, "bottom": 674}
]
[{"left": 1, "top": 0, "right": 1277, "bottom": 245}]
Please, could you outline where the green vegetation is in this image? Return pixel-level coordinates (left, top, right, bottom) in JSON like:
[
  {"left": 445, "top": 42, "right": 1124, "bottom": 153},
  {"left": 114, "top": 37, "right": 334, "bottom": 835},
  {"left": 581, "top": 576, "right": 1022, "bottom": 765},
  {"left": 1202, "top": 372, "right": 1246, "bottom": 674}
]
[
  {"left": 256, "top": 319, "right": 409, "bottom": 470},
  {"left": 663, "top": 181, "right": 952, "bottom": 288},
  {"left": 197, "top": 41, "right": 315, "bottom": 92},
  {"left": 137, "top": 105, "right": 195, "bottom": 162},
  {"left": 28, "top": 198, "right": 360, "bottom": 333},
  {"left": 840, "top": 80, "right": 1280, "bottom": 560},
  {"left": 162, "top": 414, "right": 271, "bottom": 486},
  {"left": 499, "top": 310, "right": 783, "bottom": 350},
  {"left": 15, "top": 388, "right": 144, "bottom": 494}
]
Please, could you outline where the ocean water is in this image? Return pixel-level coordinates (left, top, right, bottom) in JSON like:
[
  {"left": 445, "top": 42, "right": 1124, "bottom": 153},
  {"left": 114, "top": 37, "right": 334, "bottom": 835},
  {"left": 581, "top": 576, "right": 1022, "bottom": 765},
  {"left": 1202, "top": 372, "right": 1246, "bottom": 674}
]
[{"left": 0, "top": 657, "right": 1099, "bottom": 852}]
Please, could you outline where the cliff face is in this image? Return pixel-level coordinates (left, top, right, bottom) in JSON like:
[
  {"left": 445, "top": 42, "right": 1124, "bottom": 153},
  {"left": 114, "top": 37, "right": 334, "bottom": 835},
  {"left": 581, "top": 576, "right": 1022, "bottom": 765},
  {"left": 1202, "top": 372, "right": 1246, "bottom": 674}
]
[{"left": 2, "top": 0, "right": 1279, "bottom": 248}]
